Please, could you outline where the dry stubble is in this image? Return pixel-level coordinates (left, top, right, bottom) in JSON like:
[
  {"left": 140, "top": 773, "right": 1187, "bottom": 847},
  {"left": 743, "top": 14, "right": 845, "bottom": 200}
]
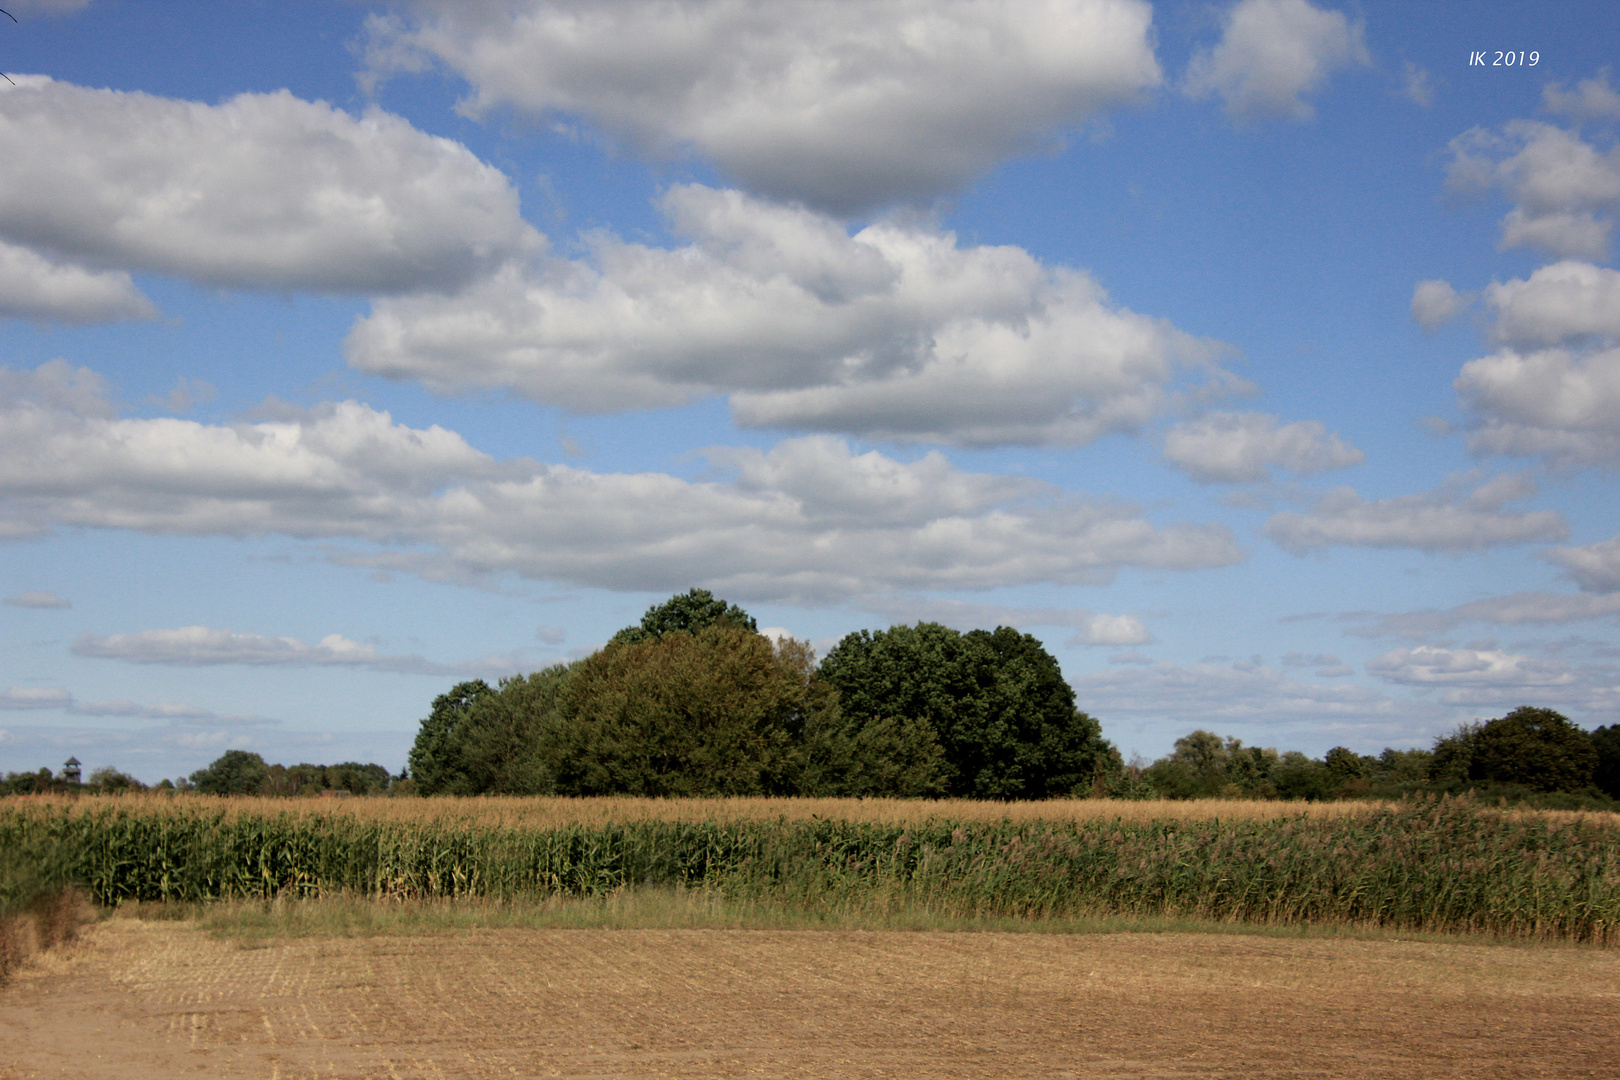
[{"left": 2, "top": 918, "right": 1617, "bottom": 1079}]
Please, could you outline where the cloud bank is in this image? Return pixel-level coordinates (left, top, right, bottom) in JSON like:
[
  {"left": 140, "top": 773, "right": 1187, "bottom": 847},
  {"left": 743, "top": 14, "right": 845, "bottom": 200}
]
[
  {"left": 0, "top": 77, "right": 538, "bottom": 301},
  {"left": 2, "top": 683, "right": 273, "bottom": 725},
  {"left": 1162, "top": 411, "right": 1361, "bottom": 483},
  {"left": 0, "top": 360, "right": 1243, "bottom": 604},
  {"left": 1366, "top": 644, "right": 1618, "bottom": 711},
  {"left": 365, "top": 0, "right": 1161, "bottom": 213},
  {"left": 1265, "top": 473, "right": 1567, "bottom": 554},
  {"left": 72, "top": 625, "right": 532, "bottom": 677},
  {"left": 350, "top": 185, "right": 1231, "bottom": 447}
]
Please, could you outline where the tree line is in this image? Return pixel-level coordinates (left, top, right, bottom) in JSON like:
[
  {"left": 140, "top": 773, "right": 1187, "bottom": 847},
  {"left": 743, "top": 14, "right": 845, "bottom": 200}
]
[
  {"left": 8, "top": 588, "right": 1616, "bottom": 805},
  {"left": 0, "top": 755, "right": 397, "bottom": 797},
  {"left": 405, "top": 589, "right": 1116, "bottom": 799},
  {"left": 1135, "top": 707, "right": 1620, "bottom": 808}
]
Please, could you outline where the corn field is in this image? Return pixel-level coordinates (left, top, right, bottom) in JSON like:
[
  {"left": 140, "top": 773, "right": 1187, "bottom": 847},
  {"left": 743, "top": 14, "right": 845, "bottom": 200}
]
[{"left": 2, "top": 794, "right": 1616, "bottom": 942}]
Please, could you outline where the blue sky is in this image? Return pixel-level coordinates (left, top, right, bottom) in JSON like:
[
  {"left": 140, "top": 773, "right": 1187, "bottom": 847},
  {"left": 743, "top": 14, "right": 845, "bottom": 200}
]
[{"left": 3, "top": 0, "right": 1620, "bottom": 783}]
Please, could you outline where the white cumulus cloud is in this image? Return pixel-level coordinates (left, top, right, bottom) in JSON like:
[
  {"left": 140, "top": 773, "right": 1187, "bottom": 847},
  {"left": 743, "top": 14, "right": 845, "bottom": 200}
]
[
  {"left": 1542, "top": 68, "right": 1620, "bottom": 122},
  {"left": 0, "top": 240, "right": 155, "bottom": 323},
  {"left": 1184, "top": 0, "right": 1369, "bottom": 121},
  {"left": 1456, "top": 343, "right": 1620, "bottom": 468},
  {"left": 1485, "top": 261, "right": 1620, "bottom": 347},
  {"left": 1410, "top": 279, "right": 1465, "bottom": 332},
  {"left": 0, "top": 360, "right": 1244, "bottom": 604},
  {"left": 1265, "top": 473, "right": 1568, "bottom": 554},
  {"left": 1446, "top": 118, "right": 1620, "bottom": 261},
  {"left": 1401, "top": 61, "right": 1434, "bottom": 108},
  {"left": 1072, "top": 613, "right": 1153, "bottom": 647},
  {"left": 1458, "top": 260, "right": 1620, "bottom": 469},
  {"left": 1162, "top": 411, "right": 1361, "bottom": 483},
  {"left": 349, "top": 185, "right": 1232, "bottom": 447},
  {"left": 0, "top": 76, "right": 539, "bottom": 296},
  {"left": 364, "top": 0, "right": 1162, "bottom": 214}
]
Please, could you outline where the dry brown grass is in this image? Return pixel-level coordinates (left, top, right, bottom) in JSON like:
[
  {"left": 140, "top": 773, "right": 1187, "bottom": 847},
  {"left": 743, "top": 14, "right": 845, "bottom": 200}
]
[
  {"left": 23, "top": 791, "right": 1620, "bottom": 830},
  {"left": 15, "top": 792, "right": 1412, "bottom": 828},
  {"left": 0, "top": 888, "right": 91, "bottom": 988}
]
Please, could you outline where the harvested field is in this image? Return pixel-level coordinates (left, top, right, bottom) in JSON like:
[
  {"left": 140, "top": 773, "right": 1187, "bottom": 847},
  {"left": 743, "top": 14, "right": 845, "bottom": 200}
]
[{"left": 1, "top": 919, "right": 1616, "bottom": 1079}]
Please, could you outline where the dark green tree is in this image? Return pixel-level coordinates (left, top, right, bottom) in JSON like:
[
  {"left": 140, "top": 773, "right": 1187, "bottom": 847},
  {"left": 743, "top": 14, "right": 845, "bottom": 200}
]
[
  {"left": 1142, "top": 732, "right": 1282, "bottom": 799},
  {"left": 552, "top": 625, "right": 822, "bottom": 796},
  {"left": 1467, "top": 706, "right": 1597, "bottom": 792},
  {"left": 608, "top": 588, "right": 757, "bottom": 647},
  {"left": 1371, "top": 747, "right": 1432, "bottom": 785},
  {"left": 1270, "top": 751, "right": 1335, "bottom": 801},
  {"left": 1226, "top": 744, "right": 1279, "bottom": 796},
  {"left": 407, "top": 680, "right": 494, "bottom": 795},
  {"left": 1593, "top": 725, "right": 1620, "bottom": 799},
  {"left": 819, "top": 622, "right": 1111, "bottom": 800},
  {"left": 1144, "top": 730, "right": 1233, "bottom": 799},
  {"left": 1427, "top": 722, "right": 1481, "bottom": 786},
  {"left": 1323, "top": 746, "right": 1371, "bottom": 782},
  {"left": 1, "top": 768, "right": 61, "bottom": 795},
  {"left": 86, "top": 767, "right": 144, "bottom": 793},
  {"left": 451, "top": 666, "right": 574, "bottom": 795},
  {"left": 320, "top": 762, "right": 393, "bottom": 795},
  {"left": 189, "top": 750, "right": 270, "bottom": 795},
  {"left": 799, "top": 711, "right": 949, "bottom": 798}
]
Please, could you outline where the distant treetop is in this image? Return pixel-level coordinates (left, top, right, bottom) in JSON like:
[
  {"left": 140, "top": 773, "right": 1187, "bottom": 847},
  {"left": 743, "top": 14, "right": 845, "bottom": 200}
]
[{"left": 609, "top": 588, "right": 758, "bottom": 647}]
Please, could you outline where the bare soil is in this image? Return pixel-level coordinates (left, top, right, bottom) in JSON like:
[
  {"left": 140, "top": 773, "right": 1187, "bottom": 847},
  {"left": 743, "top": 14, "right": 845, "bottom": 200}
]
[{"left": 2, "top": 920, "right": 1616, "bottom": 1079}]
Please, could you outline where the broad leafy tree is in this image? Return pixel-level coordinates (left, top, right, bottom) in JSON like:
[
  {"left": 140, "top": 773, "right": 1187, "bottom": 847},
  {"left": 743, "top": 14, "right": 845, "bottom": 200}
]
[
  {"left": 608, "top": 588, "right": 757, "bottom": 647},
  {"left": 552, "top": 624, "right": 824, "bottom": 796},
  {"left": 1593, "top": 725, "right": 1620, "bottom": 799},
  {"left": 86, "top": 767, "right": 144, "bottom": 793},
  {"left": 407, "top": 672, "right": 574, "bottom": 796},
  {"left": 1324, "top": 746, "right": 1372, "bottom": 782},
  {"left": 452, "top": 666, "right": 574, "bottom": 795},
  {"left": 1143, "top": 732, "right": 1281, "bottom": 799},
  {"left": 1269, "top": 751, "right": 1335, "bottom": 801},
  {"left": 799, "top": 711, "right": 949, "bottom": 798},
  {"left": 407, "top": 680, "right": 494, "bottom": 795},
  {"left": 1427, "top": 722, "right": 1482, "bottom": 786},
  {"left": 1467, "top": 706, "right": 1597, "bottom": 792},
  {"left": 189, "top": 749, "right": 270, "bottom": 795},
  {"left": 1371, "top": 747, "right": 1432, "bottom": 785},
  {"left": 819, "top": 622, "right": 1112, "bottom": 800}
]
